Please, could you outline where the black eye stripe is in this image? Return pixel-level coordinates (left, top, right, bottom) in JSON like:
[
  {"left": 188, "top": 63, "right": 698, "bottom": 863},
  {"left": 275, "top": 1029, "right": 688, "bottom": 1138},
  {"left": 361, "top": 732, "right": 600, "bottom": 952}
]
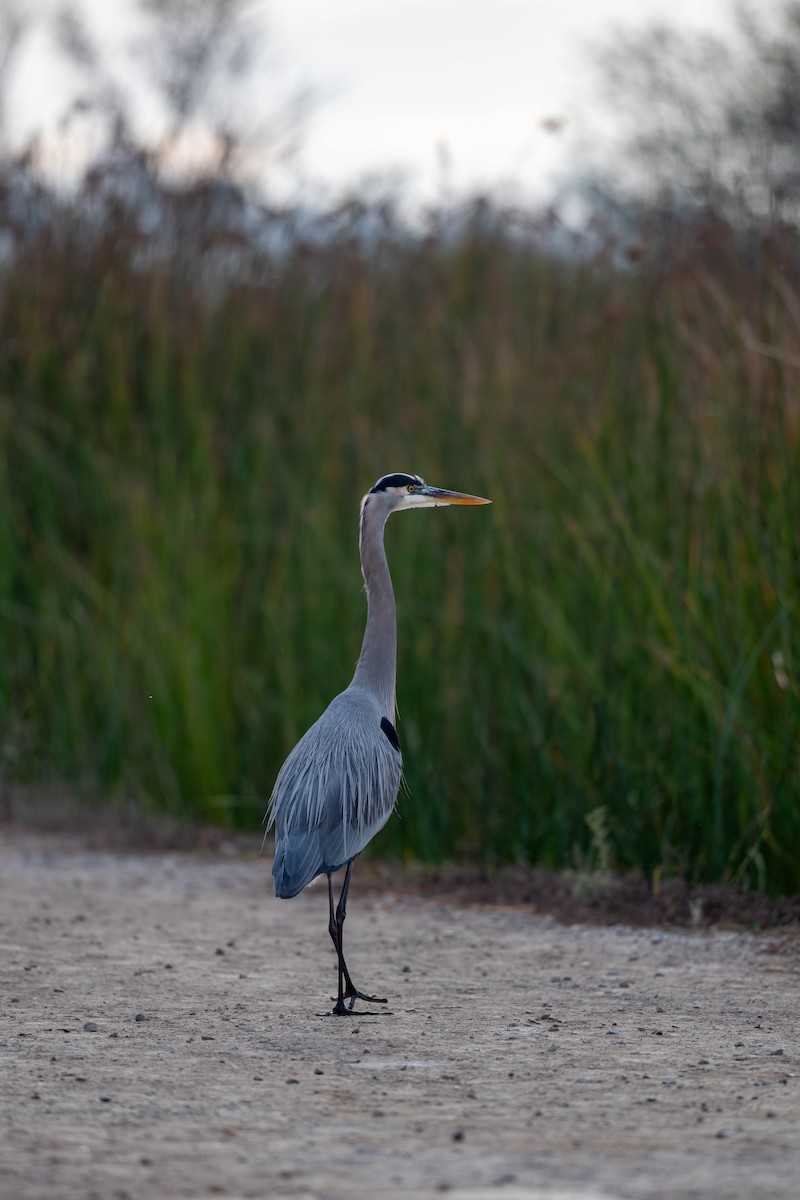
[{"left": 370, "top": 473, "right": 424, "bottom": 493}]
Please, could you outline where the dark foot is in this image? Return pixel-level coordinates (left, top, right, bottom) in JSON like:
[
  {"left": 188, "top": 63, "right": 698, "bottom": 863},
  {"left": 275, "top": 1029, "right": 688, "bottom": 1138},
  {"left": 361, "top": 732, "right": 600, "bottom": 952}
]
[
  {"left": 327, "top": 1000, "right": 388, "bottom": 1017},
  {"left": 330, "top": 989, "right": 388, "bottom": 1007},
  {"left": 346, "top": 987, "right": 388, "bottom": 1005}
]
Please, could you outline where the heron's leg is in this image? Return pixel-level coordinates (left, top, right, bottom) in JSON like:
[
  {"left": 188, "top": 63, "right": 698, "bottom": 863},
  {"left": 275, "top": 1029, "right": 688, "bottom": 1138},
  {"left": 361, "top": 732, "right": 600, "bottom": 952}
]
[
  {"left": 335, "top": 860, "right": 387, "bottom": 1007},
  {"left": 327, "top": 873, "right": 349, "bottom": 1016},
  {"left": 327, "top": 871, "right": 360, "bottom": 997},
  {"left": 326, "top": 864, "right": 357, "bottom": 990}
]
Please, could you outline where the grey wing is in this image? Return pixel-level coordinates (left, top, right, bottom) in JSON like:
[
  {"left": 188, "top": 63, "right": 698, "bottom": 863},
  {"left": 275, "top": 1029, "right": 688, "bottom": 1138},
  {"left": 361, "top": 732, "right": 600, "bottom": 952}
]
[{"left": 267, "top": 690, "right": 402, "bottom": 899}]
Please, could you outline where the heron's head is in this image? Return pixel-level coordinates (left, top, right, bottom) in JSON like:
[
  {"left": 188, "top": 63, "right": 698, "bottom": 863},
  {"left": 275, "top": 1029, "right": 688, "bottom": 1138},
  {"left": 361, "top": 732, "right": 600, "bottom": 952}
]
[{"left": 366, "top": 472, "right": 491, "bottom": 512}]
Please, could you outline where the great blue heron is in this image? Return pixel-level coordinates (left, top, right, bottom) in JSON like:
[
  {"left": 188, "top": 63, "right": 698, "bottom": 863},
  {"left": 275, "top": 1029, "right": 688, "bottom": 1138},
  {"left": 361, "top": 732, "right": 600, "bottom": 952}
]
[{"left": 266, "top": 472, "right": 490, "bottom": 1015}]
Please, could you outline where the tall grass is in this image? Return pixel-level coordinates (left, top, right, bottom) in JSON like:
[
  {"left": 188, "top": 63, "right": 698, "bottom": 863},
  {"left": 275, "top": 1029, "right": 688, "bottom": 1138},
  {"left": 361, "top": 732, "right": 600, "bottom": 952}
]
[{"left": 1, "top": 193, "right": 798, "bottom": 892}]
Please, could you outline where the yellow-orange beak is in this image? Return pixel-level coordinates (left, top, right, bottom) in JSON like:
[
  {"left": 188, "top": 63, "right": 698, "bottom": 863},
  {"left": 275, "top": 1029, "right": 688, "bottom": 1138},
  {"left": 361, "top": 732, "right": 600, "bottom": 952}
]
[{"left": 418, "top": 486, "right": 491, "bottom": 506}]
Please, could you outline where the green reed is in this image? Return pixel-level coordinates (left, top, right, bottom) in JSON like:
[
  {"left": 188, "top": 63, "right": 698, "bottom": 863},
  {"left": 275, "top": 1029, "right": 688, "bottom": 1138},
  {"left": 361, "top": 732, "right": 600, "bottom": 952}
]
[{"left": 1, "top": 206, "right": 798, "bottom": 891}]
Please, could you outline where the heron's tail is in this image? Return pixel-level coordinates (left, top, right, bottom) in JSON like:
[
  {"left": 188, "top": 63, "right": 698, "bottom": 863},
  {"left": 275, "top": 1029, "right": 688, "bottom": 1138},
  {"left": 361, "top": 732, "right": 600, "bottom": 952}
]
[{"left": 272, "top": 831, "right": 322, "bottom": 899}]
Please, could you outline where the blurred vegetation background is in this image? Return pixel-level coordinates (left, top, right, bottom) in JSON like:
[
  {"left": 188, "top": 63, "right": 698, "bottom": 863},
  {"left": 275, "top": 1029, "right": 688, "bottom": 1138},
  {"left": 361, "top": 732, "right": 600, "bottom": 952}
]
[{"left": 0, "top": 1, "right": 798, "bottom": 893}]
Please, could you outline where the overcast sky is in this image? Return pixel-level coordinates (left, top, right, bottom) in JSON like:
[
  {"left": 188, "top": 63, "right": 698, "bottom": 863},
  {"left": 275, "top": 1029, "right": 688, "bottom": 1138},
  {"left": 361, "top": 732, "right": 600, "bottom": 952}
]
[
  {"left": 13, "top": 0, "right": 736, "bottom": 203},
  {"left": 271, "top": 0, "right": 734, "bottom": 202}
]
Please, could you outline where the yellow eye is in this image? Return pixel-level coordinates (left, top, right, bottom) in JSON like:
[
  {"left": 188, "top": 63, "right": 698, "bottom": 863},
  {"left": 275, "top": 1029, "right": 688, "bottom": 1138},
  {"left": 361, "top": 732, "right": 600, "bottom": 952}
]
[{"left": 407, "top": 484, "right": 414, "bottom": 492}]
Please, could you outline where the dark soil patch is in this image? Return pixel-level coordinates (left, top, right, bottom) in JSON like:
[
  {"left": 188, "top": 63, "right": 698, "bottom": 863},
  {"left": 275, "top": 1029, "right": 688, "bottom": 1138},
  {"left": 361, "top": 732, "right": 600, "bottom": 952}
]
[{"left": 360, "top": 860, "right": 800, "bottom": 932}]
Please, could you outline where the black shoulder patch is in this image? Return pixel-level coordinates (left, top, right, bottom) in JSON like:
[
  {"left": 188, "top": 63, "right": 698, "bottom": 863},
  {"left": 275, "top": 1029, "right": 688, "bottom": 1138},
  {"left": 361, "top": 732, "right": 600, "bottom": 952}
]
[
  {"left": 380, "top": 716, "right": 400, "bottom": 752},
  {"left": 370, "top": 473, "right": 423, "bottom": 493}
]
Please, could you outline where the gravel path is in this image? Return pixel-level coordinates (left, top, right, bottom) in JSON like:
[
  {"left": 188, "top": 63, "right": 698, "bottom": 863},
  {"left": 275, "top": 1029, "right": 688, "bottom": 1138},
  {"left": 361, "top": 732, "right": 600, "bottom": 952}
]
[{"left": 1, "top": 834, "right": 798, "bottom": 1200}]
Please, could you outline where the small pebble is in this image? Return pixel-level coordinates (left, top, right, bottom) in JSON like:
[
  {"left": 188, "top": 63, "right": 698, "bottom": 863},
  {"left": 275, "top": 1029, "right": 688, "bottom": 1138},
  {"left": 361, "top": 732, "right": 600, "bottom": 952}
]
[
  {"left": 83, "top": 1022, "right": 98, "bottom": 1032},
  {"left": 134, "top": 1013, "right": 147, "bottom": 1023}
]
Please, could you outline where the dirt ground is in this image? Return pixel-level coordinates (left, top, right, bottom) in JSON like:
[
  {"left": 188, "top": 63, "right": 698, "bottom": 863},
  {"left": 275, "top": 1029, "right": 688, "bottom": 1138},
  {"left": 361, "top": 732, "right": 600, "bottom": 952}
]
[{"left": 1, "top": 832, "right": 799, "bottom": 1200}]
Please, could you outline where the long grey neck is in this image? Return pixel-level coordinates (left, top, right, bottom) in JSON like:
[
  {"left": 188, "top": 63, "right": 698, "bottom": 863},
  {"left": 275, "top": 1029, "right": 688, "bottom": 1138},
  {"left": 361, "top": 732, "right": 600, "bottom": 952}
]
[{"left": 351, "top": 496, "right": 396, "bottom": 716}]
